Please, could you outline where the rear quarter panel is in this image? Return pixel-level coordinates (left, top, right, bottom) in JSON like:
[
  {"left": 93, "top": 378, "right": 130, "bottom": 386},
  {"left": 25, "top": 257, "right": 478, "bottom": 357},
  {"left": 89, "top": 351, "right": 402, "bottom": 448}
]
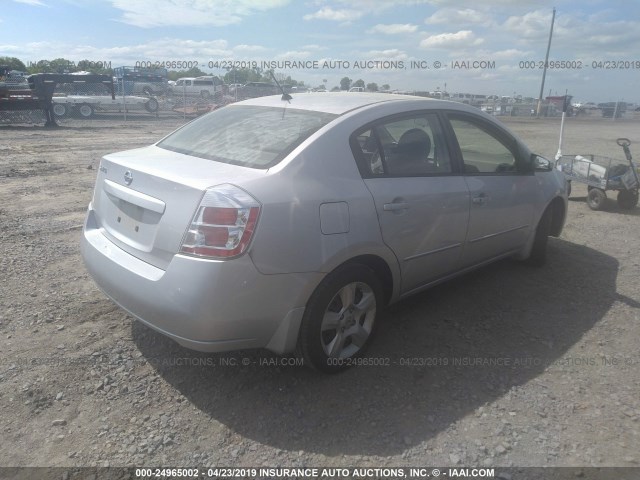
[{"left": 245, "top": 104, "right": 409, "bottom": 283}]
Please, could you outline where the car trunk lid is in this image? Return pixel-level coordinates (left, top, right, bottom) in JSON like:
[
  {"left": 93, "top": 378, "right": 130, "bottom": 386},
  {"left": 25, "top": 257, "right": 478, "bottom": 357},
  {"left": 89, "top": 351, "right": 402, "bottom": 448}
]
[{"left": 92, "top": 145, "right": 265, "bottom": 270}]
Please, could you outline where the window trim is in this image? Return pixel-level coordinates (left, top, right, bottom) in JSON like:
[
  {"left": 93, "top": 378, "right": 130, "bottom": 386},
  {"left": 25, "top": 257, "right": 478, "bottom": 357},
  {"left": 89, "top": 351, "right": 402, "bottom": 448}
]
[
  {"left": 442, "top": 111, "right": 532, "bottom": 176},
  {"left": 349, "top": 110, "right": 461, "bottom": 179}
]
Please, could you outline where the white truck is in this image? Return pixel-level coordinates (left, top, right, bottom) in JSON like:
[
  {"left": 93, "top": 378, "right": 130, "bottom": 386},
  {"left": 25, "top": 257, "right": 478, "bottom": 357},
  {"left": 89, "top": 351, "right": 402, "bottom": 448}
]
[{"left": 173, "top": 76, "right": 225, "bottom": 99}]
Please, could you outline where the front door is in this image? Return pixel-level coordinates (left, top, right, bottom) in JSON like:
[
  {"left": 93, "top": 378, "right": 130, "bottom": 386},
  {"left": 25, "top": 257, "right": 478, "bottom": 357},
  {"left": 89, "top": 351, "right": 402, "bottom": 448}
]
[{"left": 445, "top": 114, "right": 537, "bottom": 267}]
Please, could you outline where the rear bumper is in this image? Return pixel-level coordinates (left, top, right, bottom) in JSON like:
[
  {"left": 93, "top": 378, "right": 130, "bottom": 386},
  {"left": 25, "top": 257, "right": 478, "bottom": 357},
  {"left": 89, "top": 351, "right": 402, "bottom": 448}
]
[{"left": 81, "top": 206, "right": 322, "bottom": 353}]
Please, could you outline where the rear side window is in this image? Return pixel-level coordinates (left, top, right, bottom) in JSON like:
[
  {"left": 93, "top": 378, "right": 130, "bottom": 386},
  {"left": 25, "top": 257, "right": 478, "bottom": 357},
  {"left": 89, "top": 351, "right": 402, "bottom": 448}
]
[
  {"left": 352, "top": 114, "right": 452, "bottom": 177},
  {"left": 157, "top": 105, "right": 337, "bottom": 169}
]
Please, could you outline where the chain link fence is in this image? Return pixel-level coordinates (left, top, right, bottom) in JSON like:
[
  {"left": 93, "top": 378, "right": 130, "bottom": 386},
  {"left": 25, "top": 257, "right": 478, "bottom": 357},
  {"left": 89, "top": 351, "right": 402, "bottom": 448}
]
[
  {"left": 1, "top": 75, "right": 627, "bottom": 127},
  {"left": 1, "top": 77, "right": 325, "bottom": 126},
  {"left": 1, "top": 75, "right": 238, "bottom": 126}
]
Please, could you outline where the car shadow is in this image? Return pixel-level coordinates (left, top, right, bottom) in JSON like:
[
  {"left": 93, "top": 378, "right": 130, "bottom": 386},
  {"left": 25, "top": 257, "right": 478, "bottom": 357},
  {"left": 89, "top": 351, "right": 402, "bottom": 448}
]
[{"left": 132, "top": 238, "right": 620, "bottom": 456}]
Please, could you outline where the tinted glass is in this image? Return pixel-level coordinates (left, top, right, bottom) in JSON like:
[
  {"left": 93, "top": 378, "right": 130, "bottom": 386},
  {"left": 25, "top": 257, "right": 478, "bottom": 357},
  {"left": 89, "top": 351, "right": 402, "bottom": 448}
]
[
  {"left": 449, "top": 118, "right": 516, "bottom": 173},
  {"left": 158, "top": 105, "right": 337, "bottom": 169},
  {"left": 353, "top": 114, "right": 451, "bottom": 176}
]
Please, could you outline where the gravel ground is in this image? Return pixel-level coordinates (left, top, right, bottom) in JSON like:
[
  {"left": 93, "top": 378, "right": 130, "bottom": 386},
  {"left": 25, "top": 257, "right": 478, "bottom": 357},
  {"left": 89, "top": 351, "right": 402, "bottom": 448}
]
[{"left": 0, "top": 111, "right": 639, "bottom": 475}]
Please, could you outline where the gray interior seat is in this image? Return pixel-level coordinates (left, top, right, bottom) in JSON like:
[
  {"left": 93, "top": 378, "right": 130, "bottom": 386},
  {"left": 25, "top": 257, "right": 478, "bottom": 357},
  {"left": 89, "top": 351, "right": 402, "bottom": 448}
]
[{"left": 387, "top": 128, "right": 431, "bottom": 175}]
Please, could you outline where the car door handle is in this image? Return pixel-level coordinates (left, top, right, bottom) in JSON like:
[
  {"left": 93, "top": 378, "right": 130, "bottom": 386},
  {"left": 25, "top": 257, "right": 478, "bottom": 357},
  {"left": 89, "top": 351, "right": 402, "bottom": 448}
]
[
  {"left": 383, "top": 201, "right": 409, "bottom": 211},
  {"left": 472, "top": 193, "right": 487, "bottom": 205}
]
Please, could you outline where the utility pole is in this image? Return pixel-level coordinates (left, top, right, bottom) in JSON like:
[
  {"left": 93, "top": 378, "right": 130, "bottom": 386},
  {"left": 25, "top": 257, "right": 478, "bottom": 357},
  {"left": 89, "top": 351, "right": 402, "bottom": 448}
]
[{"left": 536, "top": 7, "right": 556, "bottom": 117}]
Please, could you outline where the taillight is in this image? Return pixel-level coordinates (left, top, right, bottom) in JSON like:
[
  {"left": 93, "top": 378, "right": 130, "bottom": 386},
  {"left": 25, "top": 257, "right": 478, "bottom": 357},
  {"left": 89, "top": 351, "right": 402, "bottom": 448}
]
[{"left": 180, "top": 184, "right": 261, "bottom": 259}]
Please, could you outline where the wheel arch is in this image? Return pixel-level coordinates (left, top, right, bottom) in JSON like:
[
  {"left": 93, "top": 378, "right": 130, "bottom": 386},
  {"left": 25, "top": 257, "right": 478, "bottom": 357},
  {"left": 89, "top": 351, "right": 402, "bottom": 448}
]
[
  {"left": 548, "top": 196, "right": 566, "bottom": 237},
  {"left": 333, "top": 254, "right": 395, "bottom": 306},
  {"left": 515, "top": 194, "right": 566, "bottom": 261}
]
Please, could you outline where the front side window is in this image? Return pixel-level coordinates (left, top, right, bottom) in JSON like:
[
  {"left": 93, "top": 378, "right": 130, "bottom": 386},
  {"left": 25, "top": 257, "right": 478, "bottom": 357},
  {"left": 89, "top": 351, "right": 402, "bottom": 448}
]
[
  {"left": 158, "top": 105, "right": 337, "bottom": 169},
  {"left": 448, "top": 117, "right": 517, "bottom": 174},
  {"left": 352, "top": 114, "right": 452, "bottom": 176}
]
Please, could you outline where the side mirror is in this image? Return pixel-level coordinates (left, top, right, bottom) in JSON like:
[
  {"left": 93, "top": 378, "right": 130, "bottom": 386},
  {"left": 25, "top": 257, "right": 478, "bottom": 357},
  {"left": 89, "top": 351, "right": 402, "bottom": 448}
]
[{"left": 531, "top": 154, "right": 552, "bottom": 172}]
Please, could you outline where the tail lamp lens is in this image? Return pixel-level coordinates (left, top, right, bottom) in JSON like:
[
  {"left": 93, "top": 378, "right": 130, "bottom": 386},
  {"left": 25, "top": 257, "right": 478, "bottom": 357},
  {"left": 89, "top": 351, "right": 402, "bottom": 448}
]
[{"left": 180, "top": 184, "right": 260, "bottom": 259}]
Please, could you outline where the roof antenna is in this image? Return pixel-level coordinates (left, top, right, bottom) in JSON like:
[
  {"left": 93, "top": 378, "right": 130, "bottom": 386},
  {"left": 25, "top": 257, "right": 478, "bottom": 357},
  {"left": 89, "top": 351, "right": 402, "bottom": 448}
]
[{"left": 269, "top": 71, "right": 292, "bottom": 102}]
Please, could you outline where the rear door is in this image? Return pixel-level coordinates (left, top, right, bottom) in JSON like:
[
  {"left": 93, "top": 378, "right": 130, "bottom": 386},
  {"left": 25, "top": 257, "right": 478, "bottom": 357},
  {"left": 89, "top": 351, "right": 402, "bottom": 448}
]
[
  {"left": 352, "top": 112, "right": 470, "bottom": 295},
  {"left": 443, "top": 113, "right": 537, "bottom": 267}
]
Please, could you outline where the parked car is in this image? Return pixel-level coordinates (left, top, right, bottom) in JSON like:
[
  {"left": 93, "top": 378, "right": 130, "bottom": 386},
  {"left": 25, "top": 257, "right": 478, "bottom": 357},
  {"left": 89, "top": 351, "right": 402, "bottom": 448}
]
[
  {"left": 81, "top": 93, "right": 568, "bottom": 372},
  {"left": 113, "top": 66, "right": 171, "bottom": 96},
  {"left": 112, "top": 79, "right": 170, "bottom": 97},
  {"left": 173, "top": 76, "right": 226, "bottom": 98},
  {"left": 234, "top": 82, "right": 279, "bottom": 99},
  {"left": 228, "top": 83, "right": 243, "bottom": 94}
]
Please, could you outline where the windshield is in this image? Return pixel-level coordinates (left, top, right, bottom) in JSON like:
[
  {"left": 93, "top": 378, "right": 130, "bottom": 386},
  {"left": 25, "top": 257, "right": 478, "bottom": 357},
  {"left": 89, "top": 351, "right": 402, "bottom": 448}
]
[{"left": 157, "top": 105, "right": 338, "bottom": 169}]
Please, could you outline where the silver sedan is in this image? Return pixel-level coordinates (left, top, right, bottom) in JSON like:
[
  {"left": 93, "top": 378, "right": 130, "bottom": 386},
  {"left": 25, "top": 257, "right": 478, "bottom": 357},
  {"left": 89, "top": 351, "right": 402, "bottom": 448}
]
[{"left": 81, "top": 93, "right": 568, "bottom": 372}]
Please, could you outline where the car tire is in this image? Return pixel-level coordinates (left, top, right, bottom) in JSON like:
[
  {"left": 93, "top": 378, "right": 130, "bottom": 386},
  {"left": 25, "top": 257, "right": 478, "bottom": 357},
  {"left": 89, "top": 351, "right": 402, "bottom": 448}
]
[
  {"left": 617, "top": 190, "right": 639, "bottom": 209},
  {"left": 297, "top": 264, "right": 382, "bottom": 373},
  {"left": 78, "top": 104, "right": 94, "bottom": 118},
  {"left": 52, "top": 103, "right": 68, "bottom": 117},
  {"left": 200, "top": 90, "right": 211, "bottom": 99},
  {"left": 587, "top": 188, "right": 606, "bottom": 210},
  {"left": 523, "top": 206, "right": 552, "bottom": 267},
  {"left": 144, "top": 97, "right": 159, "bottom": 113}
]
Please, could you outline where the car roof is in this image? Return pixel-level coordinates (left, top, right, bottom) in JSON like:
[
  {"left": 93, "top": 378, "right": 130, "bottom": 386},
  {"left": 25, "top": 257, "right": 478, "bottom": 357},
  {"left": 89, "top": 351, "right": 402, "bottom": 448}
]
[
  {"left": 232, "top": 93, "right": 525, "bottom": 145},
  {"left": 235, "top": 92, "right": 431, "bottom": 115}
]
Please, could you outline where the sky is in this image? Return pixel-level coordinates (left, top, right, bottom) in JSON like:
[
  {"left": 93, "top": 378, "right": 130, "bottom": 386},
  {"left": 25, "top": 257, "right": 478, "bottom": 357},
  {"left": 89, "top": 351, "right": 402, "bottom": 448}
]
[{"left": 2, "top": 0, "right": 640, "bottom": 103}]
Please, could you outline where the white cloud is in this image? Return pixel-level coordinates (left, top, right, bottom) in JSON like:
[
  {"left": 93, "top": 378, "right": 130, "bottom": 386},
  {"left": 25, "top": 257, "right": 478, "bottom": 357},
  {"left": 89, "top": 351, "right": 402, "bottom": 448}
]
[
  {"left": 425, "top": 8, "right": 494, "bottom": 26},
  {"left": 501, "top": 9, "right": 640, "bottom": 56},
  {"left": 425, "top": 0, "right": 544, "bottom": 5},
  {"left": 233, "top": 44, "right": 268, "bottom": 53},
  {"left": 303, "top": 7, "right": 363, "bottom": 22},
  {"left": 365, "top": 49, "right": 408, "bottom": 59},
  {"left": 300, "top": 44, "right": 328, "bottom": 51},
  {"left": 324, "top": 0, "right": 431, "bottom": 12},
  {"left": 275, "top": 50, "right": 312, "bottom": 59},
  {"left": 556, "top": 18, "right": 640, "bottom": 50},
  {"left": 503, "top": 9, "right": 552, "bottom": 39},
  {"left": 420, "top": 30, "right": 483, "bottom": 49},
  {"left": 367, "top": 23, "right": 418, "bottom": 35},
  {"left": 12, "top": 0, "right": 47, "bottom": 5},
  {"left": 490, "top": 48, "right": 532, "bottom": 59},
  {"left": 111, "top": 0, "right": 291, "bottom": 28}
]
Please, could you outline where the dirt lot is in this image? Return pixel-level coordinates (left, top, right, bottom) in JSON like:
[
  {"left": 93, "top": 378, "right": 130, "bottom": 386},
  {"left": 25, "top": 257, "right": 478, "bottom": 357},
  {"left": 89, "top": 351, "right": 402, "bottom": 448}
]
[{"left": 0, "top": 111, "right": 639, "bottom": 474}]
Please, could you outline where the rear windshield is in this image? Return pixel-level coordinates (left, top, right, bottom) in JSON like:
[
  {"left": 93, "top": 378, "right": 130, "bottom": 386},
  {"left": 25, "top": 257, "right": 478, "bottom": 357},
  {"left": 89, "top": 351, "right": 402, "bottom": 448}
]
[{"left": 157, "top": 105, "right": 338, "bottom": 169}]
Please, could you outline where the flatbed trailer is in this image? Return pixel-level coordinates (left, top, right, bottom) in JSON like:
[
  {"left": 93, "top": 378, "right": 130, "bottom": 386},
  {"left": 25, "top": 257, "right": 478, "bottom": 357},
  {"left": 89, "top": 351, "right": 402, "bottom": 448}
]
[
  {"left": 52, "top": 94, "right": 158, "bottom": 118},
  {"left": 0, "top": 72, "right": 114, "bottom": 126}
]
